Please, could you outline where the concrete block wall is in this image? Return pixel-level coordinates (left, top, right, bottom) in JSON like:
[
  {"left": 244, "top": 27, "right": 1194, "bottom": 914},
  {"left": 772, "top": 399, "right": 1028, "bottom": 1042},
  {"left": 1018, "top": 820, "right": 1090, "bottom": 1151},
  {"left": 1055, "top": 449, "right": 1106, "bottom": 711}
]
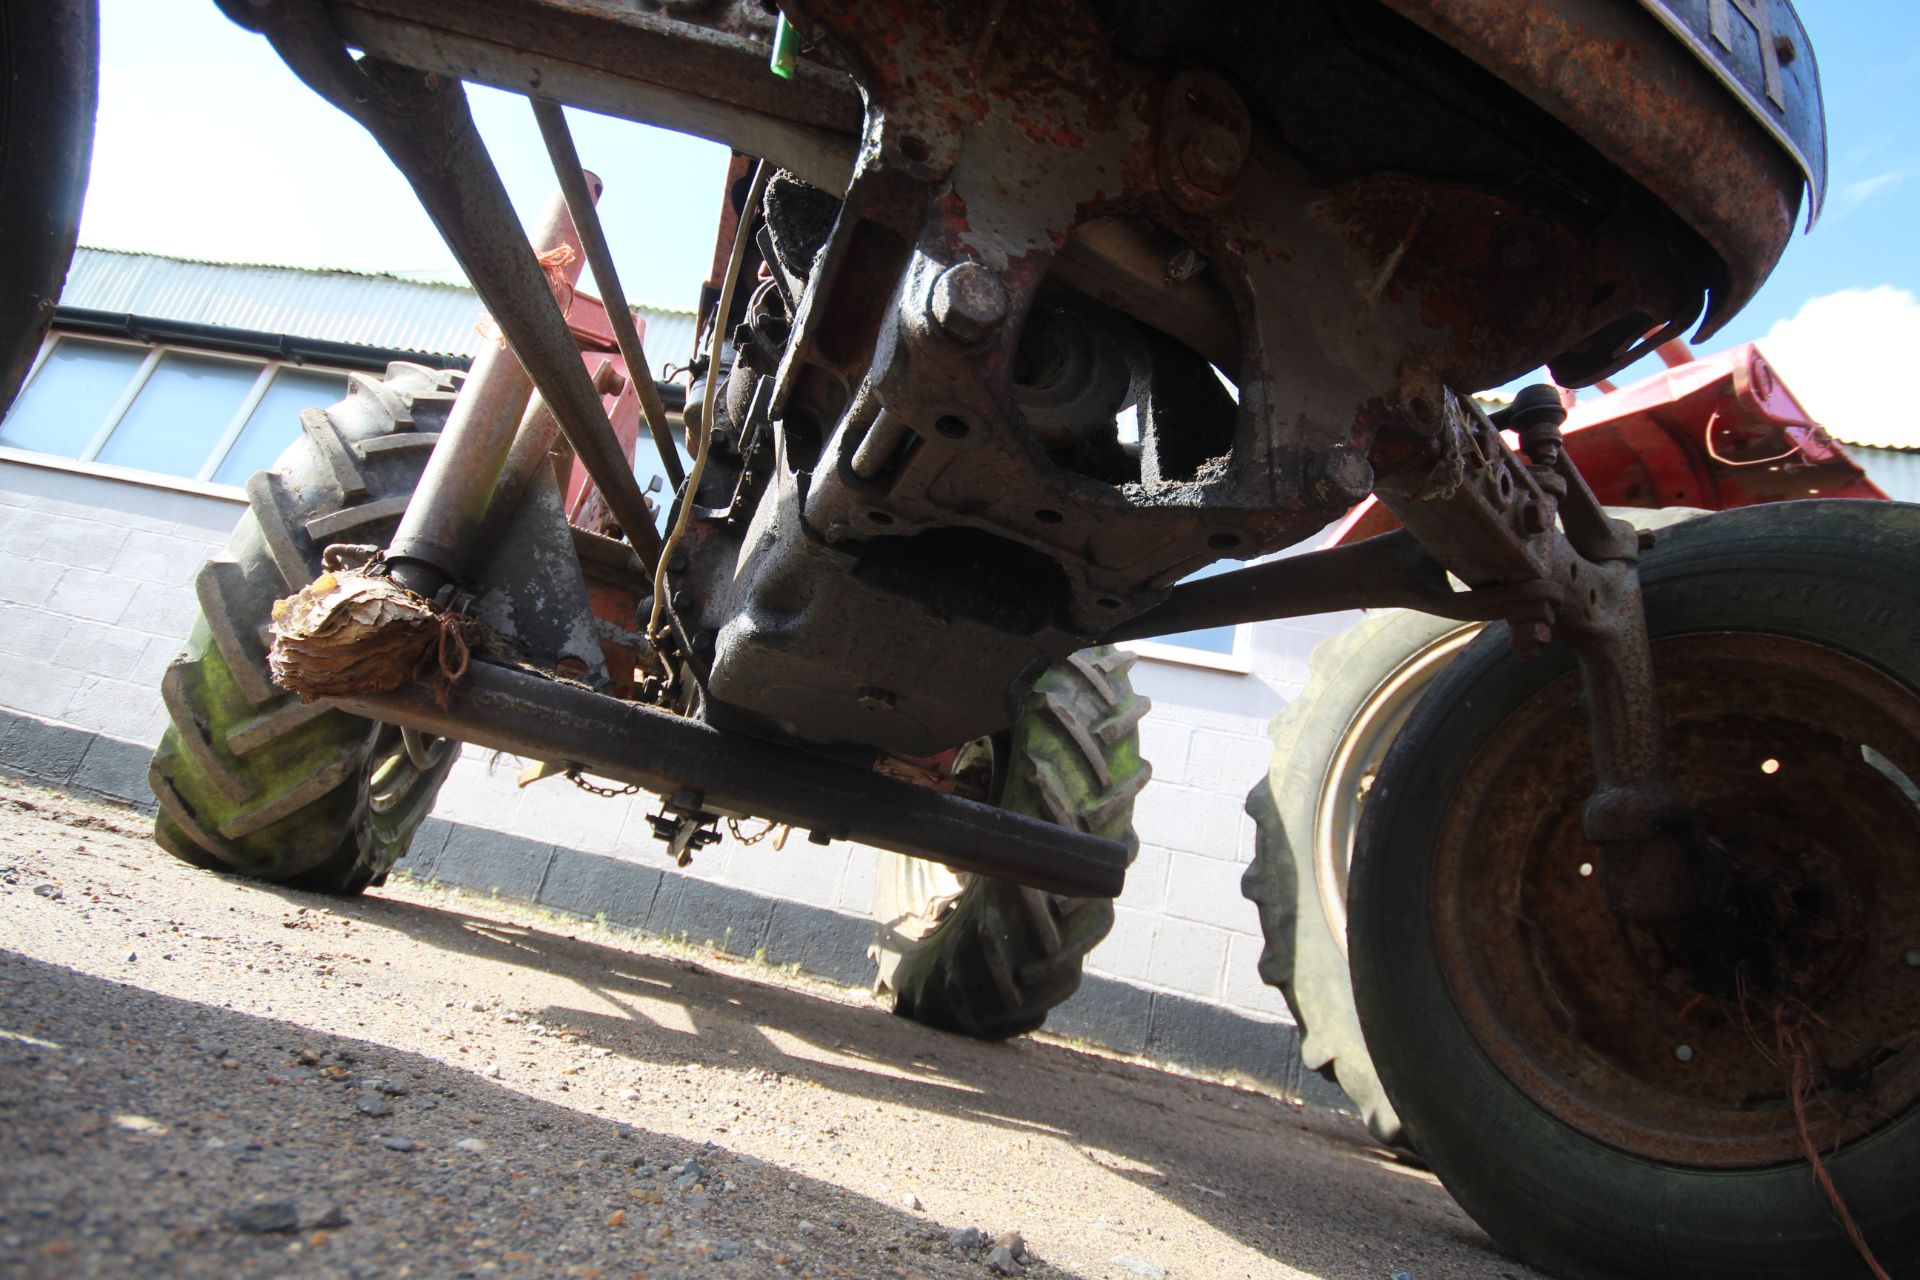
[{"left": 0, "top": 456, "right": 1355, "bottom": 1103}]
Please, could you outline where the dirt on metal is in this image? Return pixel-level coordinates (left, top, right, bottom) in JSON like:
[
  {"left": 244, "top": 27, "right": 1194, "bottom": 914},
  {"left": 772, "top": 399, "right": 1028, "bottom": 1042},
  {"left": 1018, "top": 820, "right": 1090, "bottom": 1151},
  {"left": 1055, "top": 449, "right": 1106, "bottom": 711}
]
[{"left": 0, "top": 782, "right": 1543, "bottom": 1280}]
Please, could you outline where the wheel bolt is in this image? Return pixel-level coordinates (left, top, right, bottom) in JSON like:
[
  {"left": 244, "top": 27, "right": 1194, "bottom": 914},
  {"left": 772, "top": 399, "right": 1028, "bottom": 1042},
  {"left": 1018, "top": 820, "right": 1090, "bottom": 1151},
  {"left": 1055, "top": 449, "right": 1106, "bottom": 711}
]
[
  {"left": 1674, "top": 1044, "right": 1695, "bottom": 1062},
  {"left": 1906, "top": 948, "right": 1920, "bottom": 968}
]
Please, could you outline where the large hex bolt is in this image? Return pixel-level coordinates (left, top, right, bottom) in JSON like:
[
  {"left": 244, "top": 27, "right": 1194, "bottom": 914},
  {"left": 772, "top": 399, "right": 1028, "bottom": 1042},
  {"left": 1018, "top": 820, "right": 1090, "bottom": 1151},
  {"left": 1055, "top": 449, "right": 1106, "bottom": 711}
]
[
  {"left": 1179, "top": 124, "right": 1247, "bottom": 195},
  {"left": 929, "top": 262, "right": 1009, "bottom": 345},
  {"left": 1306, "top": 443, "right": 1375, "bottom": 509}
]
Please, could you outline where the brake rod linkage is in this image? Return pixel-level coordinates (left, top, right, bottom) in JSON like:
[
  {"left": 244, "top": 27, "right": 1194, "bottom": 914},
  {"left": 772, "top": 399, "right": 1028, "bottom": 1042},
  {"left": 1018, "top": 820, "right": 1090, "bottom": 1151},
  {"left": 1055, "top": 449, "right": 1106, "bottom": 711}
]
[{"left": 226, "top": 0, "right": 664, "bottom": 569}]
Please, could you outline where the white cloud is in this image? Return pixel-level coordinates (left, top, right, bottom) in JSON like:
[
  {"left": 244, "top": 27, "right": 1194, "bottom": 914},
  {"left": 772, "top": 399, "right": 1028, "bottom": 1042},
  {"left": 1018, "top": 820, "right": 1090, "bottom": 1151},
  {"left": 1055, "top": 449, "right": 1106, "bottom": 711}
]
[
  {"left": 1757, "top": 286, "right": 1920, "bottom": 448},
  {"left": 1834, "top": 168, "right": 1916, "bottom": 216}
]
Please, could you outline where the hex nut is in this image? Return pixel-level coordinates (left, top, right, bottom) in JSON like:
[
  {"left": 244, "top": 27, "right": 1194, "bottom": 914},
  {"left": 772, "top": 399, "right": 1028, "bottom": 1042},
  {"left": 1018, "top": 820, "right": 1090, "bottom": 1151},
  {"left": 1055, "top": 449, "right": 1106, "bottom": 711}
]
[{"left": 929, "top": 263, "right": 1008, "bottom": 344}]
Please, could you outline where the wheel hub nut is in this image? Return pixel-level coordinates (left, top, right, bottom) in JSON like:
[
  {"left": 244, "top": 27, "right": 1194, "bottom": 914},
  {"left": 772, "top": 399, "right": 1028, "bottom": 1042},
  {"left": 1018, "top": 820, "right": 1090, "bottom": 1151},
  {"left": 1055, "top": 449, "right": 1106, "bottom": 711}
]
[
  {"left": 929, "top": 263, "right": 1008, "bottom": 345},
  {"left": 1674, "top": 1044, "right": 1695, "bottom": 1062}
]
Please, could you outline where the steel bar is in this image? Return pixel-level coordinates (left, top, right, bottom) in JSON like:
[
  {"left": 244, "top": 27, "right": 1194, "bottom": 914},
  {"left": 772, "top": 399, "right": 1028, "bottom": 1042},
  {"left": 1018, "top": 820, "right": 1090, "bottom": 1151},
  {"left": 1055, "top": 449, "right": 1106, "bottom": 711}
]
[
  {"left": 333, "top": 662, "right": 1129, "bottom": 898},
  {"left": 388, "top": 191, "right": 586, "bottom": 595},
  {"left": 1100, "top": 530, "right": 1556, "bottom": 644},
  {"left": 235, "top": 1, "right": 664, "bottom": 567},
  {"left": 531, "top": 98, "right": 686, "bottom": 492},
  {"left": 328, "top": 0, "right": 861, "bottom": 191}
]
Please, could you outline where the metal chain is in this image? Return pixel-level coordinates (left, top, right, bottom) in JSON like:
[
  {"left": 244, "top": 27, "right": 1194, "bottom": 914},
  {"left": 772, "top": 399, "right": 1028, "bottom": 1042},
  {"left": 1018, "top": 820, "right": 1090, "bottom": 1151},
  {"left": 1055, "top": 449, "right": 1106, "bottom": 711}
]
[
  {"left": 727, "top": 817, "right": 787, "bottom": 847},
  {"left": 564, "top": 766, "right": 641, "bottom": 798}
]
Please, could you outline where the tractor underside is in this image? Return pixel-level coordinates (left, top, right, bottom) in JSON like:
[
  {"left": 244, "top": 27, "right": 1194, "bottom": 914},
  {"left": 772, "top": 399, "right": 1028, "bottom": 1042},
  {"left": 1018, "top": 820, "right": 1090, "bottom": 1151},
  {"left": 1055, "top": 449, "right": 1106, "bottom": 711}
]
[{"left": 215, "top": 0, "right": 1825, "bottom": 895}]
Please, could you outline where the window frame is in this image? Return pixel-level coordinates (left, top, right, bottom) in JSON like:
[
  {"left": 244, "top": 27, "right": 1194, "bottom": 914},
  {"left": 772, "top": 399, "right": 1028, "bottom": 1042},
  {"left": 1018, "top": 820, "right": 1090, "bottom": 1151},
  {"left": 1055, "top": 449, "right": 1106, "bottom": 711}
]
[
  {"left": 2, "top": 330, "right": 355, "bottom": 491},
  {"left": 1121, "top": 625, "right": 1254, "bottom": 674}
]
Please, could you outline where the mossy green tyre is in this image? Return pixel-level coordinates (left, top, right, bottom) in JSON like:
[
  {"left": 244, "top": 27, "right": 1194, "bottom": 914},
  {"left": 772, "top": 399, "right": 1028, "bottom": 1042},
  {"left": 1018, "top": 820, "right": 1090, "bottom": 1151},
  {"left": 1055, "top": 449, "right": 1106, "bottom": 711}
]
[
  {"left": 872, "top": 647, "right": 1151, "bottom": 1039},
  {"left": 148, "top": 365, "right": 459, "bottom": 894}
]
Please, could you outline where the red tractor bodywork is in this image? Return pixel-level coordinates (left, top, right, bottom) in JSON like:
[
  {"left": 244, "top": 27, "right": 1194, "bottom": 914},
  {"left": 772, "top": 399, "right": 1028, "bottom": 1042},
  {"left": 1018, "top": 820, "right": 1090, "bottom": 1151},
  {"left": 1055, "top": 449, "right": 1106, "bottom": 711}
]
[{"left": 1329, "top": 344, "right": 1885, "bottom": 546}]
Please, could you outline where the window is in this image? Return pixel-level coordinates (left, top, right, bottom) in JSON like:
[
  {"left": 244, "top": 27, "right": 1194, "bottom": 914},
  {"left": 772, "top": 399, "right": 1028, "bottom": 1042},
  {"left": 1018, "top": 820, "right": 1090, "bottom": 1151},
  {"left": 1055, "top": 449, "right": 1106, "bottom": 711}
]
[
  {"left": 0, "top": 334, "right": 350, "bottom": 487},
  {"left": 1122, "top": 558, "right": 1254, "bottom": 673}
]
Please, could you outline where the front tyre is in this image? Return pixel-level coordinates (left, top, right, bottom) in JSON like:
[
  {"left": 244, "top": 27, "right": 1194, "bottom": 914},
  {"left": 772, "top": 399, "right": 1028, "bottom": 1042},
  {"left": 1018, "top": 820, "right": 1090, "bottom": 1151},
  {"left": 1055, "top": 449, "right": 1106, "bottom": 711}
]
[
  {"left": 1350, "top": 500, "right": 1920, "bottom": 1280},
  {"left": 871, "top": 647, "right": 1150, "bottom": 1039},
  {"left": 149, "top": 365, "right": 460, "bottom": 894}
]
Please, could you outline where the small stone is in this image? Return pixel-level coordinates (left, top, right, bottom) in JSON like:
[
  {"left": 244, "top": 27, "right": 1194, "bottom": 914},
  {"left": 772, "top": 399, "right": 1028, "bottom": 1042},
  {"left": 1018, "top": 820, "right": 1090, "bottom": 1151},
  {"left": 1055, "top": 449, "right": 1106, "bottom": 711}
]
[
  {"left": 985, "top": 1244, "right": 1019, "bottom": 1275},
  {"left": 1110, "top": 1256, "right": 1165, "bottom": 1280},
  {"left": 606, "top": 1210, "right": 626, "bottom": 1228},
  {"left": 948, "top": 1227, "right": 989, "bottom": 1251},
  {"left": 32, "top": 884, "right": 61, "bottom": 901},
  {"left": 355, "top": 1092, "right": 393, "bottom": 1118},
  {"left": 902, "top": 1192, "right": 923, "bottom": 1211},
  {"left": 455, "top": 1138, "right": 489, "bottom": 1153},
  {"left": 295, "top": 1048, "right": 321, "bottom": 1066},
  {"left": 381, "top": 1137, "right": 416, "bottom": 1152},
  {"left": 1391, "top": 1272, "right": 1414, "bottom": 1280},
  {"left": 125, "top": 951, "right": 137, "bottom": 963},
  {"left": 995, "top": 1230, "right": 1026, "bottom": 1258},
  {"left": 229, "top": 1203, "right": 300, "bottom": 1234},
  {"left": 480, "top": 1064, "right": 502, "bottom": 1080},
  {"left": 468, "top": 1000, "right": 487, "bottom": 1012}
]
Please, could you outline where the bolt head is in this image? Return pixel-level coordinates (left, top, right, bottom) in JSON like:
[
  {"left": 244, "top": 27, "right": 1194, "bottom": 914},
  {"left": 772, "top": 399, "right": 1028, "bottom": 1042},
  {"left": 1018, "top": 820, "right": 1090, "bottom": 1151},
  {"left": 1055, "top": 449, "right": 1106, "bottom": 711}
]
[
  {"left": 1674, "top": 1044, "right": 1694, "bottom": 1062},
  {"left": 1906, "top": 948, "right": 1920, "bottom": 968},
  {"left": 1307, "top": 444, "right": 1374, "bottom": 509},
  {"left": 929, "top": 263, "right": 1008, "bottom": 345},
  {"left": 1179, "top": 125, "right": 1245, "bottom": 193}
]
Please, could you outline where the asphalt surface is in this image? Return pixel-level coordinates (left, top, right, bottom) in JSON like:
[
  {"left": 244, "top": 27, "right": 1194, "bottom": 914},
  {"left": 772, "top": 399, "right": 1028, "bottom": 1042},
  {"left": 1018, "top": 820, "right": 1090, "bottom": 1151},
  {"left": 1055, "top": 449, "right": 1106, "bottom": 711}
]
[{"left": 0, "top": 782, "right": 1540, "bottom": 1280}]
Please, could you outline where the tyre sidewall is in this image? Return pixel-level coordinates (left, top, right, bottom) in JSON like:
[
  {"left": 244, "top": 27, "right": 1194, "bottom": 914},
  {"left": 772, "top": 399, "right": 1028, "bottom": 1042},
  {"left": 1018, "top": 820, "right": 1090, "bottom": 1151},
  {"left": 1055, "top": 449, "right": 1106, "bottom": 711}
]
[{"left": 1350, "top": 501, "right": 1920, "bottom": 1280}]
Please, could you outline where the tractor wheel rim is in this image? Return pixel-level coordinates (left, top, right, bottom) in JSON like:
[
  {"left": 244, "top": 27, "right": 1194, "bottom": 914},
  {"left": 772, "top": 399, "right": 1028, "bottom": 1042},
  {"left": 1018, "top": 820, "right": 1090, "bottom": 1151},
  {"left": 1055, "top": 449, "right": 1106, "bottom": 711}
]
[
  {"left": 1431, "top": 631, "right": 1920, "bottom": 1169},
  {"left": 1315, "top": 625, "right": 1478, "bottom": 953}
]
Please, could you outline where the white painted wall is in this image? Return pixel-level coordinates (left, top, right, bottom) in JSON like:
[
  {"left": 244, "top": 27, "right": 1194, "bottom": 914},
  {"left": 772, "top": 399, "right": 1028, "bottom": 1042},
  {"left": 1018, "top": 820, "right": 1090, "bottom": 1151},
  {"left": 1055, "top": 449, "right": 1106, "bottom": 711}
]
[{"left": 0, "top": 454, "right": 1345, "bottom": 1030}]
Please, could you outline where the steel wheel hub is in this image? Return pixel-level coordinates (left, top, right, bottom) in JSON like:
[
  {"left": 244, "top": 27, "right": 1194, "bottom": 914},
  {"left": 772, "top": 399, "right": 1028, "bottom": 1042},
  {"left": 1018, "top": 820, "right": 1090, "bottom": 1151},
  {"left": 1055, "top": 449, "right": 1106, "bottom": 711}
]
[{"left": 1430, "top": 632, "right": 1920, "bottom": 1168}]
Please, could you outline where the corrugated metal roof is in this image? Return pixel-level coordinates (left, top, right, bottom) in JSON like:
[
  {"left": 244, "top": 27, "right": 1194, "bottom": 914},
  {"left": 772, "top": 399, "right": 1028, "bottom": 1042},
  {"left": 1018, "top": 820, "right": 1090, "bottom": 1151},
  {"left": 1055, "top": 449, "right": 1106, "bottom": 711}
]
[
  {"left": 61, "top": 246, "right": 700, "bottom": 369},
  {"left": 1801, "top": 417, "right": 1920, "bottom": 452}
]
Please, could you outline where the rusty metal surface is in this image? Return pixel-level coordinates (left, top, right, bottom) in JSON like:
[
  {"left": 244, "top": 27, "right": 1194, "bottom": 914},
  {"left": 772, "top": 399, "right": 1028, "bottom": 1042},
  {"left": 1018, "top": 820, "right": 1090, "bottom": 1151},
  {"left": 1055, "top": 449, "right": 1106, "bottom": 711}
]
[
  {"left": 1099, "top": 530, "right": 1555, "bottom": 643},
  {"left": 331, "top": 659, "right": 1130, "bottom": 899},
  {"left": 1428, "top": 632, "right": 1920, "bottom": 1167},
  {"left": 328, "top": 0, "right": 860, "bottom": 190},
  {"left": 1380, "top": 0, "right": 1806, "bottom": 343}
]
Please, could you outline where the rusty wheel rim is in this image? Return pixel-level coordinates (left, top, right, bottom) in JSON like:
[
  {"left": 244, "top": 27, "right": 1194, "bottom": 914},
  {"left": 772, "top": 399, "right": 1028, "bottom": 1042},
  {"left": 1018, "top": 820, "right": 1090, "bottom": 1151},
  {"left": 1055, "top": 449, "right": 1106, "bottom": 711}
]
[{"left": 1432, "top": 632, "right": 1920, "bottom": 1169}]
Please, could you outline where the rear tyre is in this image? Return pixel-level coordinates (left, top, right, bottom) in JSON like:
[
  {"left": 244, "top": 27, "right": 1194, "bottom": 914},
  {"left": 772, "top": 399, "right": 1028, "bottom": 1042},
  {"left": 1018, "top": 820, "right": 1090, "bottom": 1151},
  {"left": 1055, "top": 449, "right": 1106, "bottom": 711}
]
[
  {"left": 1242, "top": 610, "right": 1473, "bottom": 1146},
  {"left": 1350, "top": 501, "right": 1920, "bottom": 1280},
  {"left": 871, "top": 647, "right": 1150, "bottom": 1039},
  {"left": 0, "top": 0, "right": 96, "bottom": 416},
  {"left": 149, "top": 365, "right": 460, "bottom": 894}
]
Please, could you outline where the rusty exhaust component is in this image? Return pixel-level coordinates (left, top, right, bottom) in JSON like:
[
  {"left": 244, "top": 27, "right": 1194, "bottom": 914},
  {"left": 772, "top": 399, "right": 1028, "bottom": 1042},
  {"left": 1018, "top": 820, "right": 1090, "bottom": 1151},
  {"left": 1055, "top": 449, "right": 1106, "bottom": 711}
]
[
  {"left": 234, "top": 0, "right": 663, "bottom": 568},
  {"left": 531, "top": 98, "right": 686, "bottom": 493},
  {"left": 387, "top": 189, "right": 589, "bottom": 595},
  {"left": 332, "top": 661, "right": 1129, "bottom": 898}
]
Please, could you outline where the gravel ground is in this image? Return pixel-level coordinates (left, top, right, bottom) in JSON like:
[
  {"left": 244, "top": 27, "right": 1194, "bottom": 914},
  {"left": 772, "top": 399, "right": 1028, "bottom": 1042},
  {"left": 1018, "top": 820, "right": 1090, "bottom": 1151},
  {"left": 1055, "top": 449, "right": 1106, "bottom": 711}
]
[{"left": 0, "top": 782, "right": 1542, "bottom": 1280}]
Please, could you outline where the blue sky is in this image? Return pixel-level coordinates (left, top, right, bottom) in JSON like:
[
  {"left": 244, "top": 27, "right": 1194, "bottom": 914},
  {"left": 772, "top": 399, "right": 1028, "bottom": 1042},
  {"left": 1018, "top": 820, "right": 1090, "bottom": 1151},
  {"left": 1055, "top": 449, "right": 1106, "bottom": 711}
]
[{"left": 77, "top": 1, "right": 1920, "bottom": 432}]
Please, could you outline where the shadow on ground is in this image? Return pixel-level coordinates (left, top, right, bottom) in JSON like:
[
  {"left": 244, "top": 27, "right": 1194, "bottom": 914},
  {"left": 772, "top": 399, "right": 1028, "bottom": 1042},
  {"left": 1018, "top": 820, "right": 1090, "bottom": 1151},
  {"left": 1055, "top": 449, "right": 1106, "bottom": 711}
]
[
  {"left": 0, "top": 950, "right": 1054, "bottom": 1279},
  {"left": 260, "top": 879, "right": 1517, "bottom": 1279}
]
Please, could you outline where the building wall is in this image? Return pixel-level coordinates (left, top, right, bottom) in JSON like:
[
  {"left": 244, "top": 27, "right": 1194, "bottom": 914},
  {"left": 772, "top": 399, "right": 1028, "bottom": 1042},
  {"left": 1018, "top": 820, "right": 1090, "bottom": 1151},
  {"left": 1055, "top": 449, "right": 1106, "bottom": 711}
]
[{"left": 0, "top": 454, "right": 1351, "bottom": 1092}]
